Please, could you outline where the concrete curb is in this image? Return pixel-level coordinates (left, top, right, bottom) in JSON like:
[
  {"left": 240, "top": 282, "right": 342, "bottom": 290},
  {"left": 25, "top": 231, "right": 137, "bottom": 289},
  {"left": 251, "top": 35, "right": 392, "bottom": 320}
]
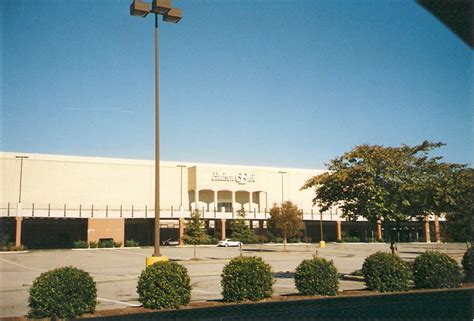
[{"left": 71, "top": 247, "right": 141, "bottom": 251}]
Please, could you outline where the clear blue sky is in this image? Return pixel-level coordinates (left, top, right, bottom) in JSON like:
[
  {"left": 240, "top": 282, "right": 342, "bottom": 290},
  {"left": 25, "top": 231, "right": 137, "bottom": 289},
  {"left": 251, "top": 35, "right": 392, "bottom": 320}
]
[{"left": 1, "top": 0, "right": 472, "bottom": 169}]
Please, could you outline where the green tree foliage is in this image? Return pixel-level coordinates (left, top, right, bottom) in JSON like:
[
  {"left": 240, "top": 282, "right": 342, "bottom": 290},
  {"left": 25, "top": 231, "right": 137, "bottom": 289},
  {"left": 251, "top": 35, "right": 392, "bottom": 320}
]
[
  {"left": 28, "top": 266, "right": 97, "bottom": 319},
  {"left": 137, "top": 261, "right": 191, "bottom": 309},
  {"left": 302, "top": 141, "right": 465, "bottom": 222},
  {"left": 268, "top": 201, "right": 303, "bottom": 250},
  {"left": 362, "top": 252, "right": 410, "bottom": 292},
  {"left": 183, "top": 210, "right": 210, "bottom": 245},
  {"left": 221, "top": 256, "right": 274, "bottom": 302},
  {"left": 413, "top": 251, "right": 462, "bottom": 289},
  {"left": 461, "top": 247, "right": 473, "bottom": 282},
  {"left": 230, "top": 208, "right": 257, "bottom": 243},
  {"left": 294, "top": 256, "right": 339, "bottom": 296},
  {"left": 445, "top": 168, "right": 473, "bottom": 242}
]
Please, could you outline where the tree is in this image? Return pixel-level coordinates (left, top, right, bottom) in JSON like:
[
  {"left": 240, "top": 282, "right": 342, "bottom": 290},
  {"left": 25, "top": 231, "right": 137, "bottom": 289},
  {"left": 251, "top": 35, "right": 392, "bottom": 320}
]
[
  {"left": 444, "top": 168, "right": 473, "bottom": 242},
  {"left": 268, "top": 201, "right": 303, "bottom": 250},
  {"left": 230, "top": 208, "right": 256, "bottom": 244},
  {"left": 301, "top": 141, "right": 466, "bottom": 252},
  {"left": 183, "top": 210, "right": 210, "bottom": 259}
]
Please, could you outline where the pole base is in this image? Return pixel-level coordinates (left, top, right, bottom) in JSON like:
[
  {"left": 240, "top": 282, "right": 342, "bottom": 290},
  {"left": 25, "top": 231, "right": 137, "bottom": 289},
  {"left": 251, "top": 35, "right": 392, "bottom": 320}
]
[
  {"left": 319, "top": 241, "right": 326, "bottom": 248},
  {"left": 146, "top": 256, "right": 169, "bottom": 267}
]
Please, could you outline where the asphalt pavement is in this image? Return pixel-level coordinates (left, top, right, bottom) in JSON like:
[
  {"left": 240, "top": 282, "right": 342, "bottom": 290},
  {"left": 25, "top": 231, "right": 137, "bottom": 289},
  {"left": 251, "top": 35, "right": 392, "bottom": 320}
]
[{"left": 0, "top": 242, "right": 468, "bottom": 318}]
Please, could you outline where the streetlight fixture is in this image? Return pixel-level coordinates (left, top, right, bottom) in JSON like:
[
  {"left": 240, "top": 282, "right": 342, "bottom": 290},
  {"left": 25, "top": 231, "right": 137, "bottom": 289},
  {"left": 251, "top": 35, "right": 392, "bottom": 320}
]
[
  {"left": 176, "top": 165, "right": 186, "bottom": 209},
  {"left": 278, "top": 171, "right": 286, "bottom": 203},
  {"left": 15, "top": 156, "right": 29, "bottom": 203},
  {"left": 129, "top": 0, "right": 182, "bottom": 266}
]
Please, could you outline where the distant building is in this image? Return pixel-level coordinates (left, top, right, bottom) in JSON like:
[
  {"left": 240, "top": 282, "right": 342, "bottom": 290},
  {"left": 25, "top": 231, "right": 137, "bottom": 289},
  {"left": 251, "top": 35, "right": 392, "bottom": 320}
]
[{"left": 0, "top": 152, "right": 439, "bottom": 248}]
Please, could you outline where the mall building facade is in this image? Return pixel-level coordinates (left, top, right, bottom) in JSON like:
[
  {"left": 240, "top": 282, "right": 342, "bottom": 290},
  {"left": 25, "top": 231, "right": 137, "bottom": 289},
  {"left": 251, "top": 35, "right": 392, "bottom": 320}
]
[{"left": 0, "top": 152, "right": 441, "bottom": 248}]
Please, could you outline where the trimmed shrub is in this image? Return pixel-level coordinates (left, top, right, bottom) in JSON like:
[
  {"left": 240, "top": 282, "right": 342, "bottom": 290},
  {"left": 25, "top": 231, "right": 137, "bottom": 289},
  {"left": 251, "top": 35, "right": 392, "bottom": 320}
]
[
  {"left": 413, "top": 251, "right": 462, "bottom": 289},
  {"left": 349, "top": 269, "right": 364, "bottom": 277},
  {"left": 221, "top": 256, "right": 274, "bottom": 302},
  {"left": 294, "top": 256, "right": 339, "bottom": 296},
  {"left": 89, "top": 241, "right": 98, "bottom": 248},
  {"left": 137, "top": 261, "right": 191, "bottom": 309},
  {"left": 73, "top": 240, "right": 88, "bottom": 248},
  {"left": 125, "top": 239, "right": 139, "bottom": 247},
  {"left": 98, "top": 239, "right": 114, "bottom": 248},
  {"left": 362, "top": 252, "right": 410, "bottom": 292},
  {"left": 461, "top": 247, "right": 473, "bottom": 282},
  {"left": 3, "top": 243, "right": 27, "bottom": 251},
  {"left": 28, "top": 266, "right": 96, "bottom": 319},
  {"left": 113, "top": 241, "right": 122, "bottom": 248},
  {"left": 342, "top": 236, "right": 360, "bottom": 243}
]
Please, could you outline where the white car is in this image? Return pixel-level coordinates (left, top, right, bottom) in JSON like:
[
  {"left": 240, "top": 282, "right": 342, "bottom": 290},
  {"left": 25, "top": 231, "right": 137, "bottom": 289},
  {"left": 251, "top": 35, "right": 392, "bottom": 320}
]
[{"left": 218, "top": 239, "right": 242, "bottom": 247}]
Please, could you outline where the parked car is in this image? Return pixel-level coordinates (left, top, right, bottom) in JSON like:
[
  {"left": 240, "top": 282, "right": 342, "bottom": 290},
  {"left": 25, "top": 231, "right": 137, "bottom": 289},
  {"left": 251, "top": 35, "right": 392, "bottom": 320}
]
[
  {"left": 218, "top": 239, "right": 242, "bottom": 247},
  {"left": 161, "top": 238, "right": 179, "bottom": 246}
]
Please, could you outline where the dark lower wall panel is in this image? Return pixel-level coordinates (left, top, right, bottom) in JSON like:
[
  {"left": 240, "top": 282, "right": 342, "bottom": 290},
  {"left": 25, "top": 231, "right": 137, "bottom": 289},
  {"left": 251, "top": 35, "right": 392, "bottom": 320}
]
[
  {"left": 22, "top": 218, "right": 87, "bottom": 249},
  {"left": 0, "top": 217, "right": 17, "bottom": 244}
]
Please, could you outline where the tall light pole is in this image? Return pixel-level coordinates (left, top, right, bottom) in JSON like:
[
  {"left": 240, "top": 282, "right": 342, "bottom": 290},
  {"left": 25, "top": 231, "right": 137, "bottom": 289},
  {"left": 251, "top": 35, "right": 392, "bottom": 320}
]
[
  {"left": 177, "top": 165, "right": 186, "bottom": 209},
  {"left": 130, "top": 0, "right": 182, "bottom": 264},
  {"left": 15, "top": 156, "right": 29, "bottom": 203},
  {"left": 278, "top": 171, "right": 286, "bottom": 203}
]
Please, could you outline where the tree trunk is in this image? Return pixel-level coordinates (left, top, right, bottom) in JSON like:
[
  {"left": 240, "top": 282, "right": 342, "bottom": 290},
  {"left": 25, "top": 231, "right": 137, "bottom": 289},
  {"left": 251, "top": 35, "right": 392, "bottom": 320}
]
[{"left": 283, "top": 236, "right": 287, "bottom": 251}]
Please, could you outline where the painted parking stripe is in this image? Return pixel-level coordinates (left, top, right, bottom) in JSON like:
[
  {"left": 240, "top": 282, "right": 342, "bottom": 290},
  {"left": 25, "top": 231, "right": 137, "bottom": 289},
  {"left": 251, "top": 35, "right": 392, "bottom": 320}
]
[
  {"left": 274, "top": 285, "right": 296, "bottom": 288},
  {"left": 97, "top": 297, "right": 141, "bottom": 307},
  {"left": 191, "top": 289, "right": 221, "bottom": 295},
  {"left": 0, "top": 257, "right": 45, "bottom": 272}
]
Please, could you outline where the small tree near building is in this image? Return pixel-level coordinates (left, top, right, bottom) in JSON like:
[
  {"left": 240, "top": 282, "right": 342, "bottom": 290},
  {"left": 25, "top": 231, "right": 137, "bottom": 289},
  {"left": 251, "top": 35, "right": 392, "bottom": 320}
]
[
  {"left": 230, "top": 208, "right": 257, "bottom": 244},
  {"left": 183, "top": 210, "right": 210, "bottom": 259},
  {"left": 268, "top": 201, "right": 303, "bottom": 251}
]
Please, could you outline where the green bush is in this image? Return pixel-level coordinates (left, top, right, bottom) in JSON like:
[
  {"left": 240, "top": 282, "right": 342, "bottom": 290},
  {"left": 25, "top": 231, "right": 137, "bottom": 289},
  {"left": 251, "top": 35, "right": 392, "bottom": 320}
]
[
  {"left": 349, "top": 269, "right": 364, "bottom": 276},
  {"left": 461, "top": 247, "right": 473, "bottom": 282},
  {"left": 206, "top": 236, "right": 219, "bottom": 245},
  {"left": 113, "top": 241, "right": 122, "bottom": 248},
  {"left": 89, "top": 241, "right": 98, "bottom": 248},
  {"left": 125, "top": 239, "right": 139, "bottom": 247},
  {"left": 221, "top": 256, "right": 274, "bottom": 302},
  {"left": 413, "top": 251, "right": 462, "bottom": 289},
  {"left": 137, "top": 261, "right": 191, "bottom": 309},
  {"left": 98, "top": 239, "right": 114, "bottom": 248},
  {"left": 2, "top": 243, "right": 28, "bottom": 251},
  {"left": 294, "top": 256, "right": 339, "bottom": 296},
  {"left": 362, "top": 252, "right": 410, "bottom": 292},
  {"left": 255, "top": 234, "right": 269, "bottom": 244},
  {"left": 73, "top": 240, "right": 88, "bottom": 248},
  {"left": 28, "top": 266, "right": 96, "bottom": 319},
  {"left": 342, "top": 235, "right": 360, "bottom": 243},
  {"left": 271, "top": 236, "right": 284, "bottom": 243}
]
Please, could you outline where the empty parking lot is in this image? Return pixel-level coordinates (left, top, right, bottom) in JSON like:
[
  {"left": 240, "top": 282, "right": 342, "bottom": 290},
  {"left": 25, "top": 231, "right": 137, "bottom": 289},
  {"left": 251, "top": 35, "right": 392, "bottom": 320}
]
[{"left": 0, "top": 242, "right": 467, "bottom": 318}]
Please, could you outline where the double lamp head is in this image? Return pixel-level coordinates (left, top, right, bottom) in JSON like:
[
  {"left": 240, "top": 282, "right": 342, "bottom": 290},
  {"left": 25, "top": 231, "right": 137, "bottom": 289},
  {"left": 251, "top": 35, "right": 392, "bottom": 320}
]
[{"left": 130, "top": 0, "right": 182, "bottom": 23}]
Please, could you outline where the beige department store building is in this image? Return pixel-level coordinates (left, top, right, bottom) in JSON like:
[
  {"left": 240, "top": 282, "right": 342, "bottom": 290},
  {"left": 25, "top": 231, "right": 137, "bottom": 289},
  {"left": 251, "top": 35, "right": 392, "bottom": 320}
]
[{"left": 0, "top": 152, "right": 439, "bottom": 248}]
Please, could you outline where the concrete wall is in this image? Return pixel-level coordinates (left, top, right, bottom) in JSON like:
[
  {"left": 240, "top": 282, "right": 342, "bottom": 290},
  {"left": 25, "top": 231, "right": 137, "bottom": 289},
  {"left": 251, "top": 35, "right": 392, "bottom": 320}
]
[{"left": 0, "top": 152, "right": 325, "bottom": 217}]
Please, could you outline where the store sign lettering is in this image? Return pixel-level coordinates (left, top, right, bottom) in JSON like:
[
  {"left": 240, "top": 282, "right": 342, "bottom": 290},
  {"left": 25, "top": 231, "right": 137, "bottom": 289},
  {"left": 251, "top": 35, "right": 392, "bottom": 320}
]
[{"left": 212, "top": 172, "right": 255, "bottom": 185}]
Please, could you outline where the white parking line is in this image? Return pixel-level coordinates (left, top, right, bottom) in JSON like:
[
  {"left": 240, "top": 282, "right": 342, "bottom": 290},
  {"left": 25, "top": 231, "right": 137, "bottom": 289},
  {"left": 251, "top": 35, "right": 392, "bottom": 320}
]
[
  {"left": 191, "top": 289, "right": 221, "bottom": 295},
  {"left": 0, "top": 257, "right": 45, "bottom": 272},
  {"left": 97, "top": 297, "right": 141, "bottom": 307},
  {"left": 274, "top": 285, "right": 296, "bottom": 288}
]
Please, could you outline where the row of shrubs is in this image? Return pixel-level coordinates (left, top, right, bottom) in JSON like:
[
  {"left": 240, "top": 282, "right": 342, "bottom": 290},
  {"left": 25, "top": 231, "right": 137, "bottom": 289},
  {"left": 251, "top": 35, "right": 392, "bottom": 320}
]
[
  {"left": 27, "top": 247, "right": 473, "bottom": 319},
  {"left": 72, "top": 239, "right": 139, "bottom": 248},
  {"left": 0, "top": 243, "right": 27, "bottom": 251}
]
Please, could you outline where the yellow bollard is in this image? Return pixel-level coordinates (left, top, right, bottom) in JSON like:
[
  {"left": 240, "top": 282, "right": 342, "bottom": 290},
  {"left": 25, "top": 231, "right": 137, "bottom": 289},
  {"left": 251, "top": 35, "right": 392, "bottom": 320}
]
[
  {"left": 146, "top": 256, "right": 169, "bottom": 266},
  {"left": 319, "top": 241, "right": 326, "bottom": 248}
]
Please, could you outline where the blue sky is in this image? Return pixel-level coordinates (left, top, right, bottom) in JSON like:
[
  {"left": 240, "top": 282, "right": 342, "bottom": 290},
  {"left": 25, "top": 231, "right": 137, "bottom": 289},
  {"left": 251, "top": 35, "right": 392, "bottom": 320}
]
[{"left": 1, "top": 0, "right": 472, "bottom": 169}]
